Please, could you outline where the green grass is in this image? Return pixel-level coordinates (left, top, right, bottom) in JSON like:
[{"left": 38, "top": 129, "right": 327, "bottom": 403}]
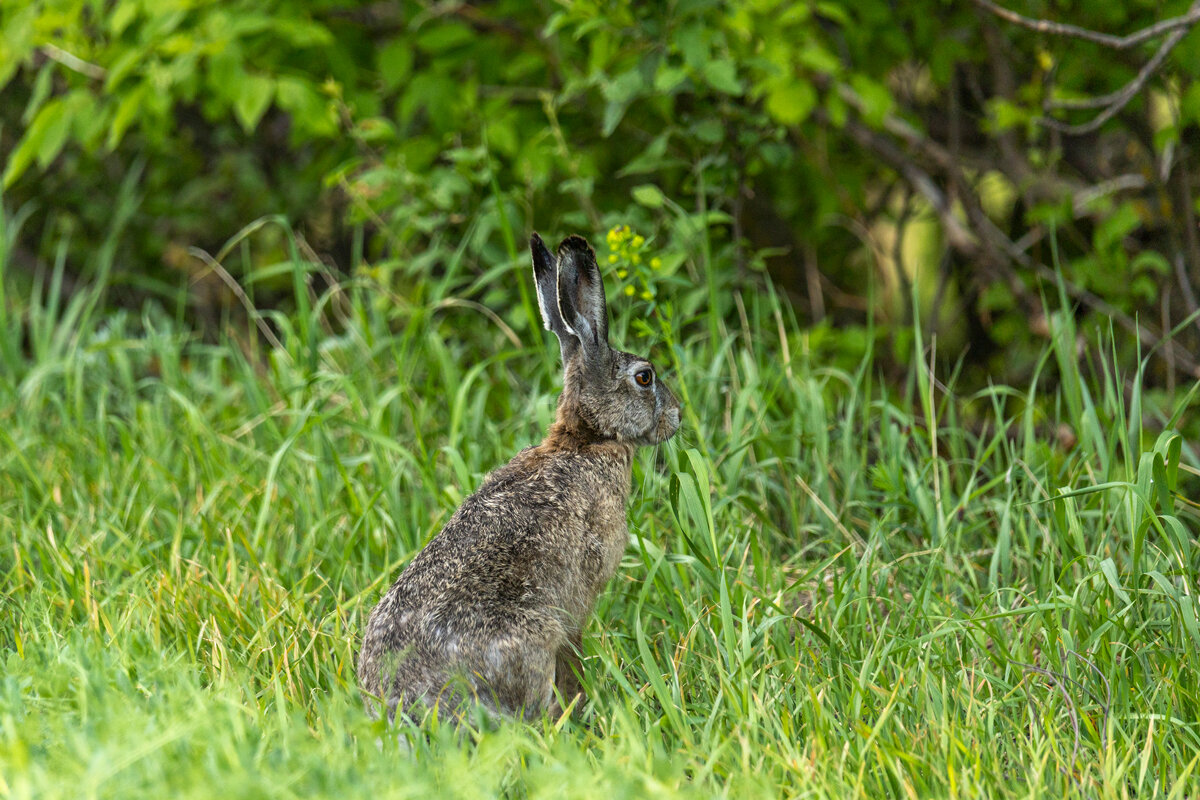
[{"left": 2, "top": 214, "right": 1200, "bottom": 799}]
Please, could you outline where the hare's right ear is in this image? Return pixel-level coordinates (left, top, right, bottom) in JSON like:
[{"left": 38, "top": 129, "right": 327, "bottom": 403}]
[
  {"left": 554, "top": 235, "right": 610, "bottom": 369},
  {"left": 531, "top": 233, "right": 578, "bottom": 362}
]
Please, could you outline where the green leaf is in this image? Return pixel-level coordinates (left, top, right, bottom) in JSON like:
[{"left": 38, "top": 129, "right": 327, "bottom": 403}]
[
  {"left": 233, "top": 73, "right": 275, "bottom": 132},
  {"left": 602, "top": 70, "right": 644, "bottom": 105},
  {"left": 849, "top": 75, "right": 894, "bottom": 127},
  {"left": 1129, "top": 249, "right": 1170, "bottom": 275},
  {"left": 4, "top": 97, "right": 68, "bottom": 187},
  {"left": 1183, "top": 81, "right": 1200, "bottom": 126},
  {"left": 796, "top": 40, "right": 841, "bottom": 75},
  {"left": 277, "top": 77, "right": 336, "bottom": 137},
  {"left": 702, "top": 60, "right": 742, "bottom": 95},
  {"left": 654, "top": 64, "right": 689, "bottom": 93},
  {"left": 618, "top": 133, "right": 670, "bottom": 177},
  {"left": 766, "top": 82, "right": 816, "bottom": 125},
  {"left": 1098, "top": 558, "right": 1131, "bottom": 606},
  {"left": 378, "top": 40, "right": 414, "bottom": 91},
  {"left": 601, "top": 101, "right": 628, "bottom": 137},
  {"left": 632, "top": 184, "right": 666, "bottom": 208},
  {"left": 692, "top": 118, "right": 723, "bottom": 144},
  {"left": 1152, "top": 453, "right": 1172, "bottom": 514},
  {"left": 22, "top": 63, "right": 54, "bottom": 125},
  {"left": 676, "top": 23, "right": 709, "bottom": 69},
  {"left": 988, "top": 98, "right": 1031, "bottom": 132}
]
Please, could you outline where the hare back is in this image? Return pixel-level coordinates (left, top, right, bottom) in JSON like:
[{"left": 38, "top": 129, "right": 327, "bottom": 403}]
[{"left": 357, "top": 441, "right": 633, "bottom": 717}]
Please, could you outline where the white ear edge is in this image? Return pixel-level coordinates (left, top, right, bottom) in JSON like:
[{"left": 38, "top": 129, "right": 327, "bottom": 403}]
[
  {"left": 533, "top": 276, "right": 554, "bottom": 332},
  {"left": 555, "top": 280, "right": 580, "bottom": 339}
]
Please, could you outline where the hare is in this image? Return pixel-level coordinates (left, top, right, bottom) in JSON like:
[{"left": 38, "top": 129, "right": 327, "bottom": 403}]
[{"left": 357, "top": 232, "right": 681, "bottom": 722}]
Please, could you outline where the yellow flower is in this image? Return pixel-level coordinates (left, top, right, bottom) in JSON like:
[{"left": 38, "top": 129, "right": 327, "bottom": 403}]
[
  {"left": 608, "top": 253, "right": 618, "bottom": 263},
  {"left": 631, "top": 253, "right": 641, "bottom": 264},
  {"left": 624, "top": 285, "right": 635, "bottom": 296},
  {"left": 650, "top": 257, "right": 662, "bottom": 269},
  {"left": 640, "top": 290, "right": 653, "bottom": 300},
  {"left": 631, "top": 234, "right": 645, "bottom": 248},
  {"left": 617, "top": 269, "right": 628, "bottom": 279}
]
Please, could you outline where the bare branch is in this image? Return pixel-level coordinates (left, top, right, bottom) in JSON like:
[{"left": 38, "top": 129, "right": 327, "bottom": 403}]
[
  {"left": 40, "top": 44, "right": 106, "bottom": 80},
  {"left": 975, "top": 0, "right": 1200, "bottom": 135},
  {"left": 823, "top": 108, "right": 1200, "bottom": 379},
  {"left": 1039, "top": 14, "right": 1195, "bottom": 134},
  {"left": 971, "top": 0, "right": 1200, "bottom": 50}
]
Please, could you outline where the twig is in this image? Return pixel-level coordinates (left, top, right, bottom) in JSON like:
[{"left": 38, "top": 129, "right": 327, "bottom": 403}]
[
  {"left": 1039, "top": 10, "right": 1197, "bottom": 134},
  {"left": 40, "top": 44, "right": 106, "bottom": 80},
  {"left": 971, "top": 0, "right": 1200, "bottom": 50},
  {"left": 827, "top": 109, "right": 1200, "bottom": 379},
  {"left": 1174, "top": 254, "right": 1200, "bottom": 340},
  {"left": 186, "top": 248, "right": 290, "bottom": 358}
]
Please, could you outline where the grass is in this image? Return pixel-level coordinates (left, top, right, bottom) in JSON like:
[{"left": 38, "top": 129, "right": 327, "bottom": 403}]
[{"left": 2, "top": 210, "right": 1200, "bottom": 799}]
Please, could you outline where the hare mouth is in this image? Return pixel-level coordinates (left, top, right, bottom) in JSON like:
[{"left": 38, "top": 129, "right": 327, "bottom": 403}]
[{"left": 640, "top": 410, "right": 680, "bottom": 445}]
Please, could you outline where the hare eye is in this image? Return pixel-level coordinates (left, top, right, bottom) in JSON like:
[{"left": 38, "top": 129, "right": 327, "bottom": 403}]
[{"left": 634, "top": 368, "right": 654, "bottom": 387}]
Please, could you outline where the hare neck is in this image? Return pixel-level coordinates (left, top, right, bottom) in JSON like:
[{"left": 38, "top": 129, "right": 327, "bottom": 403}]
[{"left": 541, "top": 397, "right": 633, "bottom": 460}]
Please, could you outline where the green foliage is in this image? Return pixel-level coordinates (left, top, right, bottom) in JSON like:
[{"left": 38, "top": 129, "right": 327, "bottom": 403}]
[
  {"left": 5, "top": 1, "right": 1200, "bottom": 788},
  {"left": 6, "top": 0, "right": 1200, "bottom": 388},
  {"left": 3, "top": 210, "right": 1200, "bottom": 796}
]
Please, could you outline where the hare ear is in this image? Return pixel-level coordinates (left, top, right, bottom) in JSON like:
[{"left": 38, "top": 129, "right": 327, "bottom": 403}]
[
  {"left": 531, "top": 233, "right": 578, "bottom": 361},
  {"left": 555, "top": 235, "right": 610, "bottom": 363}
]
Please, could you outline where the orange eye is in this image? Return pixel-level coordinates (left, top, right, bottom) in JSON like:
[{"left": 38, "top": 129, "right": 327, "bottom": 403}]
[{"left": 634, "top": 368, "right": 654, "bottom": 387}]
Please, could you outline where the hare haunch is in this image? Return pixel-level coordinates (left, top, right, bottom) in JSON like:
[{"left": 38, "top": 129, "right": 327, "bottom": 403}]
[{"left": 357, "top": 232, "right": 681, "bottom": 721}]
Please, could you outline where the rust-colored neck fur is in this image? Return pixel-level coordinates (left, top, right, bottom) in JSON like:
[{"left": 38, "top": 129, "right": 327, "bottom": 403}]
[{"left": 540, "top": 395, "right": 606, "bottom": 451}]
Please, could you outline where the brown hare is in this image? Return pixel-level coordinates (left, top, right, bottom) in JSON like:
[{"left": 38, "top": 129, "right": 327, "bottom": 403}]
[{"left": 357, "top": 232, "right": 681, "bottom": 722}]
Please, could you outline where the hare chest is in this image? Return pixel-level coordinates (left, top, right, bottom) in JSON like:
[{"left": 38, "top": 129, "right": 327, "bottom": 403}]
[{"left": 584, "top": 489, "right": 629, "bottom": 594}]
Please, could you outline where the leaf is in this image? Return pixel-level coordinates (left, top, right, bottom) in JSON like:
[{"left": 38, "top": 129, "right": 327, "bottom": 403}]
[
  {"left": 378, "top": 40, "right": 414, "bottom": 91},
  {"left": 618, "top": 132, "right": 670, "bottom": 177},
  {"left": 233, "top": 73, "right": 275, "bottom": 132},
  {"left": 676, "top": 23, "right": 708, "bottom": 69},
  {"left": 601, "top": 101, "right": 628, "bottom": 137},
  {"left": 277, "top": 77, "right": 336, "bottom": 137},
  {"left": 1152, "top": 453, "right": 1172, "bottom": 514},
  {"left": 988, "top": 98, "right": 1031, "bottom": 132},
  {"left": 1098, "top": 558, "right": 1131, "bottom": 606},
  {"left": 632, "top": 184, "right": 666, "bottom": 208},
  {"left": 1130, "top": 249, "right": 1170, "bottom": 275},
  {"left": 654, "top": 64, "right": 689, "bottom": 93},
  {"left": 1165, "top": 433, "right": 1182, "bottom": 491},
  {"left": 22, "top": 63, "right": 54, "bottom": 125},
  {"left": 602, "top": 69, "right": 644, "bottom": 105},
  {"left": 702, "top": 60, "right": 742, "bottom": 95},
  {"left": 691, "top": 118, "right": 723, "bottom": 144},
  {"left": 766, "top": 82, "right": 816, "bottom": 125},
  {"left": 416, "top": 23, "right": 473, "bottom": 54},
  {"left": 849, "top": 75, "right": 894, "bottom": 127},
  {"left": 3, "top": 97, "right": 69, "bottom": 187}
]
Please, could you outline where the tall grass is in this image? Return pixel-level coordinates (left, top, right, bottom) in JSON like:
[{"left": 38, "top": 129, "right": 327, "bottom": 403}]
[{"left": 2, "top": 208, "right": 1199, "bottom": 798}]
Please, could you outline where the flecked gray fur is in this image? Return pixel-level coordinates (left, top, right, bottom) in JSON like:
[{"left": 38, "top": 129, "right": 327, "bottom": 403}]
[{"left": 357, "top": 232, "right": 681, "bottom": 721}]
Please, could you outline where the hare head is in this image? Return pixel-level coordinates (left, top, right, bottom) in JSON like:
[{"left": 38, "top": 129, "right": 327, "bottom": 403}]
[{"left": 531, "top": 233, "right": 680, "bottom": 448}]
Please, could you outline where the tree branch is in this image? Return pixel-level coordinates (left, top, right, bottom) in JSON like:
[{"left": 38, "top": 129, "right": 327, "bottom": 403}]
[
  {"left": 1039, "top": 13, "right": 1195, "bottom": 134},
  {"left": 971, "top": 0, "right": 1200, "bottom": 50},
  {"left": 974, "top": 0, "right": 1200, "bottom": 135},
  {"left": 824, "top": 109, "right": 1200, "bottom": 379}
]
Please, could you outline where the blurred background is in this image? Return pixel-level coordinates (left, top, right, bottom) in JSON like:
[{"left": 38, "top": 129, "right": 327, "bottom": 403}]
[{"left": 3, "top": 0, "right": 1200, "bottom": 396}]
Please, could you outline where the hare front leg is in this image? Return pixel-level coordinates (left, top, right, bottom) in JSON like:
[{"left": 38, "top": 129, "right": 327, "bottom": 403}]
[{"left": 553, "top": 631, "right": 586, "bottom": 714}]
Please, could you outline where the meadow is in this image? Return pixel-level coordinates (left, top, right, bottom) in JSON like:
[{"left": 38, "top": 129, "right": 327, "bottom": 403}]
[{"left": 2, "top": 213, "right": 1199, "bottom": 799}]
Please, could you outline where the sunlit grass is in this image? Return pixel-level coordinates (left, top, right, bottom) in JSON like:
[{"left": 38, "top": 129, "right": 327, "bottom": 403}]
[{"left": 2, "top": 214, "right": 1199, "bottom": 798}]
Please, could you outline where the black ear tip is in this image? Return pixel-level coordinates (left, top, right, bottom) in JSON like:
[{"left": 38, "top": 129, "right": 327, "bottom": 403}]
[
  {"left": 556, "top": 234, "right": 595, "bottom": 258},
  {"left": 531, "top": 232, "right": 555, "bottom": 264}
]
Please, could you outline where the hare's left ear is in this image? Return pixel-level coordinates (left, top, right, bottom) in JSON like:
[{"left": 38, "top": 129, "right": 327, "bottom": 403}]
[
  {"left": 555, "top": 235, "right": 609, "bottom": 365},
  {"left": 531, "top": 232, "right": 579, "bottom": 362}
]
